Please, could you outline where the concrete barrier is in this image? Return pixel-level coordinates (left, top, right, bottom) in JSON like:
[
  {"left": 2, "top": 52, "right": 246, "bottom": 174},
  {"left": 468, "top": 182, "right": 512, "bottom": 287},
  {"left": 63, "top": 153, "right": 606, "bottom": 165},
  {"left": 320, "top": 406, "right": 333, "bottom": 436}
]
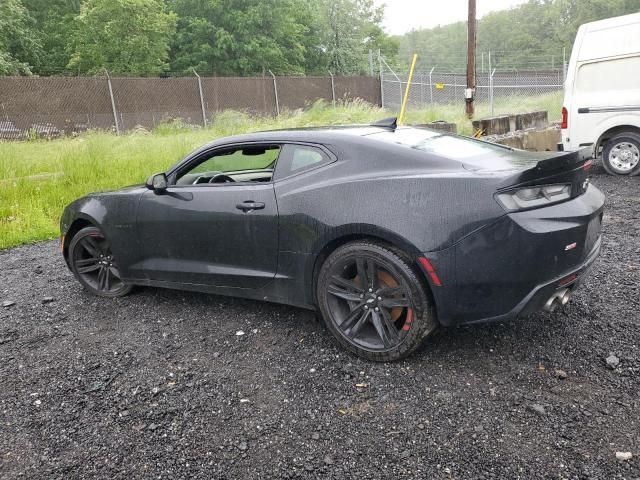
[
  {"left": 414, "top": 120, "right": 457, "bottom": 134},
  {"left": 471, "top": 116, "right": 511, "bottom": 136},
  {"left": 484, "top": 127, "right": 561, "bottom": 151}
]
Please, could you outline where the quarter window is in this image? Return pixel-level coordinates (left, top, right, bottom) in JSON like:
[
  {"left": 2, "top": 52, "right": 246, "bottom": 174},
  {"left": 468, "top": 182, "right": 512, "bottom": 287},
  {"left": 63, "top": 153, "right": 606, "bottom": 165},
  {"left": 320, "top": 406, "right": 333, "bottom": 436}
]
[{"left": 274, "top": 144, "right": 331, "bottom": 180}]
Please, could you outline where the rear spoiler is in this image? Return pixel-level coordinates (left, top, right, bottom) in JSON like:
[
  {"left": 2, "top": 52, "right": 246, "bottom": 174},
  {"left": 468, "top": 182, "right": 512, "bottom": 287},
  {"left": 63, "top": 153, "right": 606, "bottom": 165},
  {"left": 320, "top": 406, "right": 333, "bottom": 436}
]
[{"left": 535, "top": 146, "right": 593, "bottom": 172}]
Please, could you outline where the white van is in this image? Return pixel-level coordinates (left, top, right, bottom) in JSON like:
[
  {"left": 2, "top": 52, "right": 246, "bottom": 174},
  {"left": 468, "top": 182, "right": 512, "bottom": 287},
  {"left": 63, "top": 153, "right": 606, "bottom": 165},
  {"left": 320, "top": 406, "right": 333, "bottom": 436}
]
[{"left": 561, "top": 12, "right": 640, "bottom": 175}]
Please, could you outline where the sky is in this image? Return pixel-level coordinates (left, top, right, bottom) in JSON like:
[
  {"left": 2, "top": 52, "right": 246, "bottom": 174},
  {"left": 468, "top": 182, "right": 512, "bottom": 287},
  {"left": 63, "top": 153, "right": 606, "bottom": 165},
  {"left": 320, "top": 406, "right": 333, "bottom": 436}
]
[{"left": 374, "top": 0, "right": 530, "bottom": 35}]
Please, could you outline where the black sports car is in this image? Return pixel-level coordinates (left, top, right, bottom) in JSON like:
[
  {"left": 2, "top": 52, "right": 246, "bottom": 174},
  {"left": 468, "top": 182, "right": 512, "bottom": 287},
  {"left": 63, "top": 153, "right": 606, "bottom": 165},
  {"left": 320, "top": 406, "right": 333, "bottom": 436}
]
[{"left": 61, "top": 119, "right": 605, "bottom": 361}]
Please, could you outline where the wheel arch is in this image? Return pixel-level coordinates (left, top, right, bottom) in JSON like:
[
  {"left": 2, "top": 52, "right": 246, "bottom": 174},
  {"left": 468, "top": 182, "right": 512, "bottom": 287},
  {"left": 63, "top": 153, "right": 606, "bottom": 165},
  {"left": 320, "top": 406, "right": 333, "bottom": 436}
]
[
  {"left": 595, "top": 124, "right": 640, "bottom": 157},
  {"left": 308, "top": 226, "right": 438, "bottom": 314},
  {"left": 62, "top": 215, "right": 99, "bottom": 262}
]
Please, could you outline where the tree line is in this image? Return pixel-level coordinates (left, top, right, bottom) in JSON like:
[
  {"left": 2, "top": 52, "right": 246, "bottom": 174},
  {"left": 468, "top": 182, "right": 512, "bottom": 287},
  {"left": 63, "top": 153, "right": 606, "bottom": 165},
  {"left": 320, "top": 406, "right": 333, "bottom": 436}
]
[
  {"left": 397, "top": 0, "right": 639, "bottom": 72},
  {"left": 0, "top": 0, "right": 398, "bottom": 76},
  {"left": 2, "top": 0, "right": 638, "bottom": 77}
]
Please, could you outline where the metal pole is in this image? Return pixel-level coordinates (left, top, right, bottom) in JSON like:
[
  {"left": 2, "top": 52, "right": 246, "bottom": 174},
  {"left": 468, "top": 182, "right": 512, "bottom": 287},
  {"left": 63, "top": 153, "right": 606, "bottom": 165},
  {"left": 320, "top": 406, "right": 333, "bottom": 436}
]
[
  {"left": 420, "top": 72, "right": 424, "bottom": 107},
  {"left": 488, "top": 52, "right": 492, "bottom": 114},
  {"left": 481, "top": 52, "right": 484, "bottom": 73},
  {"left": 368, "top": 49, "right": 374, "bottom": 77},
  {"left": 378, "top": 49, "right": 385, "bottom": 108},
  {"left": 193, "top": 68, "right": 207, "bottom": 127},
  {"left": 490, "top": 68, "right": 496, "bottom": 116},
  {"left": 380, "top": 55, "right": 402, "bottom": 109},
  {"left": 429, "top": 67, "right": 434, "bottom": 106},
  {"left": 268, "top": 70, "right": 279, "bottom": 116},
  {"left": 105, "top": 70, "right": 120, "bottom": 135},
  {"left": 562, "top": 47, "right": 567, "bottom": 83},
  {"left": 328, "top": 70, "right": 336, "bottom": 107}
]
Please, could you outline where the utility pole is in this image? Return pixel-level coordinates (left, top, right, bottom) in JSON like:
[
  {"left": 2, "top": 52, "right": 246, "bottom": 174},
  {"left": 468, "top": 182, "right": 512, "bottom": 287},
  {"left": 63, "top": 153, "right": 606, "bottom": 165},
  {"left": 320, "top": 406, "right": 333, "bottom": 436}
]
[{"left": 465, "top": 0, "right": 476, "bottom": 118}]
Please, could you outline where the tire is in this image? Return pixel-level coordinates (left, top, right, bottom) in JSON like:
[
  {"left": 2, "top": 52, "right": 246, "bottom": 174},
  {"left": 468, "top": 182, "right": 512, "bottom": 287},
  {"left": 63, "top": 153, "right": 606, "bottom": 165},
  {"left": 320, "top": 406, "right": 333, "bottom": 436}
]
[
  {"left": 601, "top": 132, "right": 640, "bottom": 176},
  {"left": 68, "top": 226, "right": 133, "bottom": 298},
  {"left": 316, "top": 241, "right": 437, "bottom": 362}
]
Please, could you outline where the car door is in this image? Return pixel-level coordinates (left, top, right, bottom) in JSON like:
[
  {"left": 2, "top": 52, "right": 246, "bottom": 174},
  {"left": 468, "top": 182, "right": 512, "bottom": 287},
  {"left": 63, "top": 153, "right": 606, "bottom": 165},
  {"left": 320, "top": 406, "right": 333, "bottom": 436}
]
[{"left": 132, "top": 144, "right": 280, "bottom": 289}]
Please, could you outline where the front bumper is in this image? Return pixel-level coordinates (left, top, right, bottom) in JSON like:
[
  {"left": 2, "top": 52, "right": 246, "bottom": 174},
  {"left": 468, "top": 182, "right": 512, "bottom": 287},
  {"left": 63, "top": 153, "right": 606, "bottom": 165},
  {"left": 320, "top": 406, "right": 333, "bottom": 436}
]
[{"left": 423, "top": 184, "right": 605, "bottom": 326}]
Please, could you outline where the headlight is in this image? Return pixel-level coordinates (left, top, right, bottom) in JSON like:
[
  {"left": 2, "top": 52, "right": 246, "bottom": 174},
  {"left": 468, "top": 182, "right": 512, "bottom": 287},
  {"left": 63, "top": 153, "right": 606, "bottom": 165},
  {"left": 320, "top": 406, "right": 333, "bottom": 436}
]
[{"left": 496, "top": 183, "right": 572, "bottom": 211}]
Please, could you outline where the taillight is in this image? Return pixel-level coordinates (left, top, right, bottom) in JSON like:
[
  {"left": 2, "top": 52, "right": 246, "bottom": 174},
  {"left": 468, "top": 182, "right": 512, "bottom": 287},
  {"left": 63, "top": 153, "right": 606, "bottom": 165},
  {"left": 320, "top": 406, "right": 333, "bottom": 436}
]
[
  {"left": 561, "top": 106, "right": 568, "bottom": 129},
  {"left": 495, "top": 183, "right": 572, "bottom": 212}
]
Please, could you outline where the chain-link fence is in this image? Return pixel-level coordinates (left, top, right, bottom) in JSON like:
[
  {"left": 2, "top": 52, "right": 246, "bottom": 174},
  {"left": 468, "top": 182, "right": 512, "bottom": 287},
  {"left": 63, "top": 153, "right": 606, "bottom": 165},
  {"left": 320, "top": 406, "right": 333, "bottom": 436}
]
[
  {"left": 380, "top": 53, "right": 566, "bottom": 117},
  {"left": 0, "top": 74, "right": 380, "bottom": 140}
]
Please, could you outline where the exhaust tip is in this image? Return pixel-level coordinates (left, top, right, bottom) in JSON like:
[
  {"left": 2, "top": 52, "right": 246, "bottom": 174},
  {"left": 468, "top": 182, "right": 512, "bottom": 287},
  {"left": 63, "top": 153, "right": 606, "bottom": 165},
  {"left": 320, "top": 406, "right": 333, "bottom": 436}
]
[{"left": 543, "top": 289, "right": 571, "bottom": 313}]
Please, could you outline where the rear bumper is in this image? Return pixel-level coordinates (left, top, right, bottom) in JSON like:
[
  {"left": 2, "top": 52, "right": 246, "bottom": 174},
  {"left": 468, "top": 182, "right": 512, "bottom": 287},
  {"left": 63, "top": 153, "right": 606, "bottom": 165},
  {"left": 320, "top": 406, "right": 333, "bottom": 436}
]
[
  {"left": 423, "top": 184, "right": 605, "bottom": 326},
  {"left": 459, "top": 235, "right": 601, "bottom": 325}
]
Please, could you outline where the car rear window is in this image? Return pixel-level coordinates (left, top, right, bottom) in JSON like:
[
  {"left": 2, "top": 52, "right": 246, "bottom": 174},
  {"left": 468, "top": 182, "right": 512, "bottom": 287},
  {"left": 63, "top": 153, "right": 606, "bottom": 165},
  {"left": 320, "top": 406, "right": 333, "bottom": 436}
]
[{"left": 370, "top": 127, "right": 509, "bottom": 160}]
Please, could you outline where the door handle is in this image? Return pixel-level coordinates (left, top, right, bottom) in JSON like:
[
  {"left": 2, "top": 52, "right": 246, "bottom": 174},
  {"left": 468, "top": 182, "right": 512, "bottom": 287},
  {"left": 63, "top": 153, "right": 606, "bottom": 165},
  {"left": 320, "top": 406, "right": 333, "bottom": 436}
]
[{"left": 236, "top": 201, "right": 265, "bottom": 212}]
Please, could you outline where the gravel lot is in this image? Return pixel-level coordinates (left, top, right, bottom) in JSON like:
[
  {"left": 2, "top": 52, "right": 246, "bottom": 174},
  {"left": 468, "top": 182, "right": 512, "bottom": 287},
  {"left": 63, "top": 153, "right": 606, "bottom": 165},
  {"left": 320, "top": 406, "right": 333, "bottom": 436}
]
[{"left": 1, "top": 166, "right": 639, "bottom": 479}]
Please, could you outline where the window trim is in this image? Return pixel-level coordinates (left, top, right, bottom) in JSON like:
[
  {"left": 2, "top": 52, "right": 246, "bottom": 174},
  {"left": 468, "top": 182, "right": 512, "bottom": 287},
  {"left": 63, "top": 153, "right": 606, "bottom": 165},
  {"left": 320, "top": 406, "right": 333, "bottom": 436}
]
[
  {"left": 272, "top": 142, "right": 336, "bottom": 182},
  {"left": 167, "top": 141, "right": 283, "bottom": 188}
]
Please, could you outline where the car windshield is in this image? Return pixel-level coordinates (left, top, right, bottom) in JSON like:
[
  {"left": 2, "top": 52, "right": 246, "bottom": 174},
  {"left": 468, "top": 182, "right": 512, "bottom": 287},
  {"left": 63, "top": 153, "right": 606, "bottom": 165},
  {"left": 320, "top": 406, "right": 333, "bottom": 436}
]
[{"left": 370, "top": 127, "right": 509, "bottom": 160}]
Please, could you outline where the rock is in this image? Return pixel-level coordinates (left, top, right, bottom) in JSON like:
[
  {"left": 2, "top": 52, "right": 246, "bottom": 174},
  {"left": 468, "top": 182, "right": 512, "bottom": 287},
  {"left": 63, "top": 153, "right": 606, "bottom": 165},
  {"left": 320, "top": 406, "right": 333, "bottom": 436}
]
[
  {"left": 309, "top": 368, "right": 316, "bottom": 373},
  {"left": 311, "top": 433, "right": 320, "bottom": 440},
  {"left": 400, "top": 450, "right": 411, "bottom": 459},
  {"left": 237, "top": 441, "right": 248, "bottom": 451},
  {"left": 606, "top": 354, "right": 620, "bottom": 369},
  {"left": 555, "top": 369, "right": 568, "bottom": 379},
  {"left": 615, "top": 452, "right": 632, "bottom": 461},
  {"left": 147, "top": 423, "right": 159, "bottom": 431},
  {"left": 235, "top": 330, "right": 245, "bottom": 336},
  {"left": 213, "top": 352, "right": 220, "bottom": 358},
  {"left": 42, "top": 296, "right": 55, "bottom": 304},
  {"left": 417, "top": 424, "right": 425, "bottom": 430},
  {"left": 323, "top": 454, "right": 335, "bottom": 465},
  {"left": 2, "top": 301, "right": 15, "bottom": 308},
  {"left": 529, "top": 404, "right": 546, "bottom": 416}
]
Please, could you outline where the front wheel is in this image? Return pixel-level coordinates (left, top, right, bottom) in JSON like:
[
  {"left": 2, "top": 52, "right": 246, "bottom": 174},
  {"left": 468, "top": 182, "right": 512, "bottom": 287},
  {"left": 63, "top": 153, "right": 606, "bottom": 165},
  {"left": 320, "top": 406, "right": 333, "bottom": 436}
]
[
  {"left": 68, "top": 226, "right": 133, "bottom": 297},
  {"left": 316, "top": 242, "right": 437, "bottom": 362},
  {"left": 602, "top": 132, "right": 640, "bottom": 176}
]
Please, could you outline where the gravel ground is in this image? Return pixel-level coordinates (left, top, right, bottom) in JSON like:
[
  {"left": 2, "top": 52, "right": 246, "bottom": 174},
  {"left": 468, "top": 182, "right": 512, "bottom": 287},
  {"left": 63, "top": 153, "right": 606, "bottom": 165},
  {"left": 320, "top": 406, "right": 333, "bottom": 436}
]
[{"left": 1, "top": 166, "right": 639, "bottom": 479}]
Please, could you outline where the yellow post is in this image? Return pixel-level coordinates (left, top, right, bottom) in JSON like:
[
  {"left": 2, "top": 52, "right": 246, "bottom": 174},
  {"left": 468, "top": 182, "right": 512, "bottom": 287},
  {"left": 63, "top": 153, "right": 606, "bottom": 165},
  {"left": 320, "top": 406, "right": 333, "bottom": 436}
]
[{"left": 398, "top": 53, "right": 418, "bottom": 125}]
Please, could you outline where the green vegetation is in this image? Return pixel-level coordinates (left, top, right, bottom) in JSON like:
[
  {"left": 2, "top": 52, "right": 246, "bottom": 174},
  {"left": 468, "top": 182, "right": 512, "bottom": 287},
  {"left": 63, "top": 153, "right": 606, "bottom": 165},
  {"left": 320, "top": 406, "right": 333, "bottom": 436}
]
[
  {"left": 0, "top": 94, "right": 562, "bottom": 249},
  {"left": 397, "top": 0, "right": 639, "bottom": 71},
  {"left": 1, "top": 0, "right": 397, "bottom": 76}
]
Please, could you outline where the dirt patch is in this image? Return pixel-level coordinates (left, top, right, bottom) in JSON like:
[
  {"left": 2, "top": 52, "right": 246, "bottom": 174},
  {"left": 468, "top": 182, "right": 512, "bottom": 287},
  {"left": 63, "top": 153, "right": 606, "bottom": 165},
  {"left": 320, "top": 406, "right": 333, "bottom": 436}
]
[{"left": 0, "top": 166, "right": 638, "bottom": 479}]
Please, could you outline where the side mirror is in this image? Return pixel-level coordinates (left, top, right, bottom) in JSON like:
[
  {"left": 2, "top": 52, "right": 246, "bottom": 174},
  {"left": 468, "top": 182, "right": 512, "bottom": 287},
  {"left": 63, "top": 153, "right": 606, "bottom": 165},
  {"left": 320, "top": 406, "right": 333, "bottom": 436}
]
[{"left": 146, "top": 172, "right": 168, "bottom": 192}]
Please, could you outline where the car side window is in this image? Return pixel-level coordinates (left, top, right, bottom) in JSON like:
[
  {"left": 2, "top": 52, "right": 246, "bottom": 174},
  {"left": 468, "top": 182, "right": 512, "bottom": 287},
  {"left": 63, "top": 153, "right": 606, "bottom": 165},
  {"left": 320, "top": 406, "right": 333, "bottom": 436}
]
[
  {"left": 274, "top": 144, "right": 331, "bottom": 180},
  {"left": 175, "top": 144, "right": 281, "bottom": 186}
]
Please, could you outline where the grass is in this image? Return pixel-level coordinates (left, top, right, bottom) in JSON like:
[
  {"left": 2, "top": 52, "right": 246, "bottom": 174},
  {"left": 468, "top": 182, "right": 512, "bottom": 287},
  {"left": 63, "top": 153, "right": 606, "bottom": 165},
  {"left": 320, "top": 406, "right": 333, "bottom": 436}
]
[{"left": 0, "top": 93, "right": 562, "bottom": 249}]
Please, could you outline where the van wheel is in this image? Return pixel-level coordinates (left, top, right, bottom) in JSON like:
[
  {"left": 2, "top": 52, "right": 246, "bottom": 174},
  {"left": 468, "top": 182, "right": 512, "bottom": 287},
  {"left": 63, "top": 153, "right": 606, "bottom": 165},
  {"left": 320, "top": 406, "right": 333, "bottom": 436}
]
[{"left": 602, "top": 132, "right": 640, "bottom": 176}]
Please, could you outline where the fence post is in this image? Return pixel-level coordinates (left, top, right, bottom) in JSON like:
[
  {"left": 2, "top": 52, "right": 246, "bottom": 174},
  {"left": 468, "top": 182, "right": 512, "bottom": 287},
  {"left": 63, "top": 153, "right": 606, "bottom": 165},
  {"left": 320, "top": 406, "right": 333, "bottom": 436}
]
[
  {"left": 380, "top": 55, "right": 402, "bottom": 110},
  {"left": 429, "top": 67, "right": 434, "bottom": 106},
  {"left": 268, "top": 70, "right": 280, "bottom": 116},
  {"left": 328, "top": 71, "right": 336, "bottom": 107},
  {"left": 562, "top": 47, "right": 567, "bottom": 83},
  {"left": 193, "top": 68, "right": 207, "bottom": 127},
  {"left": 378, "top": 49, "right": 385, "bottom": 108},
  {"left": 105, "top": 70, "right": 120, "bottom": 135},
  {"left": 490, "top": 68, "right": 496, "bottom": 116},
  {"left": 487, "top": 52, "right": 492, "bottom": 115},
  {"left": 368, "top": 49, "right": 374, "bottom": 77}
]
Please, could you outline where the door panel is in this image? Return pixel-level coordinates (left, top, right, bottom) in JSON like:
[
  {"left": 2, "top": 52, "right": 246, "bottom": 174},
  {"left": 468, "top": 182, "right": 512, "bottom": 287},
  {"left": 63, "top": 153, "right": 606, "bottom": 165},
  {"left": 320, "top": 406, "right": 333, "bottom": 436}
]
[{"left": 133, "top": 183, "right": 278, "bottom": 289}]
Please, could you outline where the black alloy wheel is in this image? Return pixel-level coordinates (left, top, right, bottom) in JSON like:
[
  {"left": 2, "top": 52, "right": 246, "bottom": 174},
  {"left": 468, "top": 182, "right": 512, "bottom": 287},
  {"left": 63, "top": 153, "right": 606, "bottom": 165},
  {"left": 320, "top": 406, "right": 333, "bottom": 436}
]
[
  {"left": 68, "top": 226, "right": 132, "bottom": 297},
  {"left": 317, "top": 241, "right": 437, "bottom": 361}
]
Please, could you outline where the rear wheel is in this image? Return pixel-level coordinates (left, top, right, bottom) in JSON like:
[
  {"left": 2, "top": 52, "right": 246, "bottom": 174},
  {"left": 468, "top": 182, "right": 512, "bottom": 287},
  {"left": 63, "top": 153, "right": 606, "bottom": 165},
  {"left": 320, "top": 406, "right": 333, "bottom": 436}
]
[
  {"left": 316, "top": 241, "right": 437, "bottom": 362},
  {"left": 602, "top": 132, "right": 640, "bottom": 176},
  {"left": 68, "top": 226, "right": 132, "bottom": 297}
]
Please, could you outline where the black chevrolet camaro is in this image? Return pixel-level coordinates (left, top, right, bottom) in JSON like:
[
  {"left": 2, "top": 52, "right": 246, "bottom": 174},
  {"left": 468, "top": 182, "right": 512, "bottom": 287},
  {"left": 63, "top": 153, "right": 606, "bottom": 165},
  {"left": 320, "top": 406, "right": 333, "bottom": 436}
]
[{"left": 61, "top": 120, "right": 605, "bottom": 361}]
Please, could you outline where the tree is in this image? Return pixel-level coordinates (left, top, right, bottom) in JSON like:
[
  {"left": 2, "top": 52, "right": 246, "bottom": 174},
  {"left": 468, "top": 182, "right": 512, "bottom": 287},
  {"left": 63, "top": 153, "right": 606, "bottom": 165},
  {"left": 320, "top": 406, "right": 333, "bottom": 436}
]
[
  {"left": 168, "top": 0, "right": 311, "bottom": 75},
  {"left": 0, "top": 0, "right": 41, "bottom": 75},
  {"left": 68, "top": 0, "right": 177, "bottom": 75},
  {"left": 319, "top": 0, "right": 392, "bottom": 75},
  {"left": 22, "top": 0, "right": 81, "bottom": 75}
]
